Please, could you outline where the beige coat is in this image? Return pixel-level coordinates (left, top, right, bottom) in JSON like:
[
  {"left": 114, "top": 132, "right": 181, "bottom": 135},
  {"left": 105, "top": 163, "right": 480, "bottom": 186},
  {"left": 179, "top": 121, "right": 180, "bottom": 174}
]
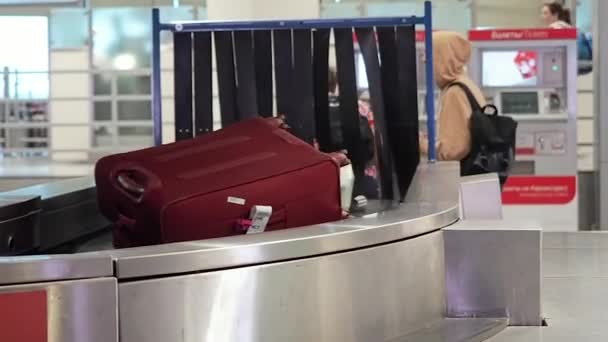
[{"left": 421, "top": 31, "right": 486, "bottom": 161}]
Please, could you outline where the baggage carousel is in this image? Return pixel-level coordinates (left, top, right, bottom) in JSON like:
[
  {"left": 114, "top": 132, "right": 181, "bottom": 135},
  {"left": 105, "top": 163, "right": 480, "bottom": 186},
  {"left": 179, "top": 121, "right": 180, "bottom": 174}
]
[{"left": 0, "top": 162, "right": 516, "bottom": 342}]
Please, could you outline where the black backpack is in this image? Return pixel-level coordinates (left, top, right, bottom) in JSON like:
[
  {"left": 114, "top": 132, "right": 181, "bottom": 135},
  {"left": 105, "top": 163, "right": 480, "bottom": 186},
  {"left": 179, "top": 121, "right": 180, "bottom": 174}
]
[{"left": 448, "top": 82, "right": 518, "bottom": 186}]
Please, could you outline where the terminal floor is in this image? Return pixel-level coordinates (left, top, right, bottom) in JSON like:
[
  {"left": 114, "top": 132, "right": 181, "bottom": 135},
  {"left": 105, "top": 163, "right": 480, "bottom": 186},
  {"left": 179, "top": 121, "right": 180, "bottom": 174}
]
[{"left": 489, "top": 232, "right": 608, "bottom": 342}]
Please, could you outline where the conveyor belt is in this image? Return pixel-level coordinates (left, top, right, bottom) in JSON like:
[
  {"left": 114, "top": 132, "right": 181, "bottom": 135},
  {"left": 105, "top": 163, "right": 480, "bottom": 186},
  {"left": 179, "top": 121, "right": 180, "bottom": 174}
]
[
  {"left": 0, "top": 162, "right": 460, "bottom": 283},
  {"left": 0, "top": 176, "right": 109, "bottom": 255}
]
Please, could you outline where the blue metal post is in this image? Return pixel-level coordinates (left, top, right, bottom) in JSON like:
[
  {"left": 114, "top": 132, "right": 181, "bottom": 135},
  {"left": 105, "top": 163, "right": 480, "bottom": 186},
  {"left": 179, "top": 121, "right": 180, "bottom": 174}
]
[
  {"left": 152, "top": 8, "right": 163, "bottom": 146},
  {"left": 424, "top": 0, "right": 436, "bottom": 162}
]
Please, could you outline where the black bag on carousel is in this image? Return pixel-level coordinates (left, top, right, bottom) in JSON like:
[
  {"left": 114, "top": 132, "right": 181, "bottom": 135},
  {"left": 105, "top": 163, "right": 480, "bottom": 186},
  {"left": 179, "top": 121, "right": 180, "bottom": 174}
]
[{"left": 448, "top": 82, "right": 517, "bottom": 187}]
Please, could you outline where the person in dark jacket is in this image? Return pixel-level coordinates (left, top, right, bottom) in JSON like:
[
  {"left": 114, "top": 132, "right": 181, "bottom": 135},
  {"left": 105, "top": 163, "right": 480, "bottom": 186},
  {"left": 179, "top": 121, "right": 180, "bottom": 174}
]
[{"left": 327, "top": 68, "right": 379, "bottom": 199}]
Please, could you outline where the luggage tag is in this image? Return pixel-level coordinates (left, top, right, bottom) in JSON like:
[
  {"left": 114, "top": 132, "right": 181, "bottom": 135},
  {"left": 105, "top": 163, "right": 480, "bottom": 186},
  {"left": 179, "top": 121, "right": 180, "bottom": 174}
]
[{"left": 246, "top": 205, "right": 273, "bottom": 234}]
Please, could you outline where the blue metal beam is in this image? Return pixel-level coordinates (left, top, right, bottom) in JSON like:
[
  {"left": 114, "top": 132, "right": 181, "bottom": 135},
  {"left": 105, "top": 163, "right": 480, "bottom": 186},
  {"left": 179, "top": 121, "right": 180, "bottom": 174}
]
[{"left": 160, "top": 16, "right": 425, "bottom": 33}]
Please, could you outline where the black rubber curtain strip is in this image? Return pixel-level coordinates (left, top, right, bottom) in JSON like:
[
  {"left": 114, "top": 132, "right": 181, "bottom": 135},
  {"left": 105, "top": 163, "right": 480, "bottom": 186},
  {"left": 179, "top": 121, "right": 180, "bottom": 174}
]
[
  {"left": 377, "top": 26, "right": 419, "bottom": 200},
  {"left": 313, "top": 28, "right": 331, "bottom": 152},
  {"left": 173, "top": 32, "right": 194, "bottom": 141},
  {"left": 214, "top": 31, "right": 239, "bottom": 126},
  {"left": 356, "top": 27, "right": 395, "bottom": 200},
  {"left": 234, "top": 31, "right": 258, "bottom": 119},
  {"left": 334, "top": 28, "right": 364, "bottom": 174},
  {"left": 254, "top": 30, "right": 273, "bottom": 117},
  {"left": 390, "top": 26, "right": 420, "bottom": 200},
  {"left": 291, "top": 29, "right": 315, "bottom": 144},
  {"left": 273, "top": 29, "right": 293, "bottom": 117},
  {"left": 376, "top": 27, "right": 402, "bottom": 199},
  {"left": 193, "top": 32, "right": 213, "bottom": 136}
]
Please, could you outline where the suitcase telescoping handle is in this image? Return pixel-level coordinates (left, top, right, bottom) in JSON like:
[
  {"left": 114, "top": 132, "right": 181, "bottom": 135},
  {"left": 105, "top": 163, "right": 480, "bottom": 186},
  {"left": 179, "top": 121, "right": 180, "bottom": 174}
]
[{"left": 116, "top": 172, "right": 145, "bottom": 203}]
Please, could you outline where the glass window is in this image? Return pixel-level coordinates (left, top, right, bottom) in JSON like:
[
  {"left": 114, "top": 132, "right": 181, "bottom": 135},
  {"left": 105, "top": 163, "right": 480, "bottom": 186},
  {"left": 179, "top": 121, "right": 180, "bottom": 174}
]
[
  {"left": 118, "top": 100, "right": 151, "bottom": 120},
  {"left": 0, "top": 16, "right": 48, "bottom": 72},
  {"left": 196, "top": 6, "right": 208, "bottom": 20},
  {"left": 322, "top": 0, "right": 471, "bottom": 32},
  {"left": 0, "top": 0, "right": 79, "bottom": 3},
  {"left": 432, "top": 1, "right": 471, "bottom": 33},
  {"left": 159, "top": 6, "right": 196, "bottom": 44},
  {"left": 9, "top": 73, "right": 49, "bottom": 100},
  {"left": 320, "top": 1, "right": 361, "bottom": 18},
  {"left": 365, "top": 0, "right": 470, "bottom": 33},
  {"left": 576, "top": 0, "right": 592, "bottom": 33},
  {"left": 6, "top": 127, "right": 48, "bottom": 149},
  {"left": 94, "top": 101, "right": 112, "bottom": 121},
  {"left": 93, "top": 125, "right": 114, "bottom": 147},
  {"left": 92, "top": 7, "right": 151, "bottom": 70},
  {"left": 0, "top": 126, "right": 5, "bottom": 147},
  {"left": 159, "top": 6, "right": 195, "bottom": 22},
  {"left": 50, "top": 8, "right": 89, "bottom": 49},
  {"left": 118, "top": 126, "right": 153, "bottom": 146},
  {"left": 94, "top": 74, "right": 112, "bottom": 95},
  {"left": 0, "top": 16, "right": 49, "bottom": 99},
  {"left": 0, "top": 100, "right": 6, "bottom": 122},
  {"left": 474, "top": 0, "right": 540, "bottom": 29},
  {"left": 92, "top": 6, "right": 197, "bottom": 70},
  {"left": 117, "top": 74, "right": 151, "bottom": 95},
  {"left": 118, "top": 126, "right": 153, "bottom": 135},
  {"left": 366, "top": 2, "right": 421, "bottom": 17},
  {"left": 0, "top": 71, "right": 4, "bottom": 100}
]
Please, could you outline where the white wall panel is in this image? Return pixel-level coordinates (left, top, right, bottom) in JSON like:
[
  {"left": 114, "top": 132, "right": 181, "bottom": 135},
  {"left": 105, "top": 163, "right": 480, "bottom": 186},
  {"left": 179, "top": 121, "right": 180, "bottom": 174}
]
[
  {"left": 578, "top": 72, "right": 593, "bottom": 91},
  {"left": 576, "top": 73, "right": 595, "bottom": 172},
  {"left": 50, "top": 48, "right": 89, "bottom": 71},
  {"left": 578, "top": 93, "right": 594, "bottom": 118},
  {"left": 162, "top": 124, "right": 175, "bottom": 144},
  {"left": 161, "top": 45, "right": 174, "bottom": 70},
  {"left": 52, "top": 152, "right": 89, "bottom": 162},
  {"left": 161, "top": 70, "right": 174, "bottom": 97},
  {"left": 50, "top": 100, "right": 90, "bottom": 124},
  {"left": 50, "top": 73, "right": 90, "bottom": 98},
  {"left": 578, "top": 119, "right": 594, "bottom": 145},
  {"left": 161, "top": 98, "right": 175, "bottom": 124},
  {"left": 51, "top": 126, "right": 90, "bottom": 150},
  {"left": 578, "top": 145, "right": 595, "bottom": 171}
]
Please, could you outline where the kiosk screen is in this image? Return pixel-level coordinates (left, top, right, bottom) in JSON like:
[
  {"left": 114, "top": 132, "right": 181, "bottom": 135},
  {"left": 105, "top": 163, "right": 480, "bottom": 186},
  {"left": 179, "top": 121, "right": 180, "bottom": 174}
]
[
  {"left": 482, "top": 50, "right": 538, "bottom": 87},
  {"left": 501, "top": 92, "right": 539, "bottom": 114}
]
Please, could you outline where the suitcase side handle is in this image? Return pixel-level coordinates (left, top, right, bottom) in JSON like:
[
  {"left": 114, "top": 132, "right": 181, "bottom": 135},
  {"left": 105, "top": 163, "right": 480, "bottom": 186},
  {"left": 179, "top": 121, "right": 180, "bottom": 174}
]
[
  {"left": 328, "top": 151, "right": 350, "bottom": 167},
  {"left": 116, "top": 172, "right": 145, "bottom": 203}
]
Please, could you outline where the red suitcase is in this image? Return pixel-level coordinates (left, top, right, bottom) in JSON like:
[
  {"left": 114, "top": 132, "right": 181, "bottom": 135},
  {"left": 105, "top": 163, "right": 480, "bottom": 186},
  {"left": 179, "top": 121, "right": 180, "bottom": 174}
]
[{"left": 95, "top": 117, "right": 343, "bottom": 248}]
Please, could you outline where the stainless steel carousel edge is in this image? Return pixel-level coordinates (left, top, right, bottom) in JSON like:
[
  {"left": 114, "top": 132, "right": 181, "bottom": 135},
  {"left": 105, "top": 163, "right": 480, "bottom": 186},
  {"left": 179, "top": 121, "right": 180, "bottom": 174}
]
[{"left": 118, "top": 230, "right": 446, "bottom": 342}]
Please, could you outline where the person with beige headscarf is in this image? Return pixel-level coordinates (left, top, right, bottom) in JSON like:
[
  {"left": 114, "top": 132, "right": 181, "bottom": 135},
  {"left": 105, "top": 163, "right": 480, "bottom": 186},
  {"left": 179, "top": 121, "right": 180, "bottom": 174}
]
[{"left": 420, "top": 31, "right": 486, "bottom": 161}]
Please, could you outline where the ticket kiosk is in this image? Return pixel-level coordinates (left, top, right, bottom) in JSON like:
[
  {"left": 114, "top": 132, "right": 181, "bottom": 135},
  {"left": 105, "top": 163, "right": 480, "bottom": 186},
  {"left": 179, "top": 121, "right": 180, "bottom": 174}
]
[{"left": 469, "top": 28, "right": 578, "bottom": 231}]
